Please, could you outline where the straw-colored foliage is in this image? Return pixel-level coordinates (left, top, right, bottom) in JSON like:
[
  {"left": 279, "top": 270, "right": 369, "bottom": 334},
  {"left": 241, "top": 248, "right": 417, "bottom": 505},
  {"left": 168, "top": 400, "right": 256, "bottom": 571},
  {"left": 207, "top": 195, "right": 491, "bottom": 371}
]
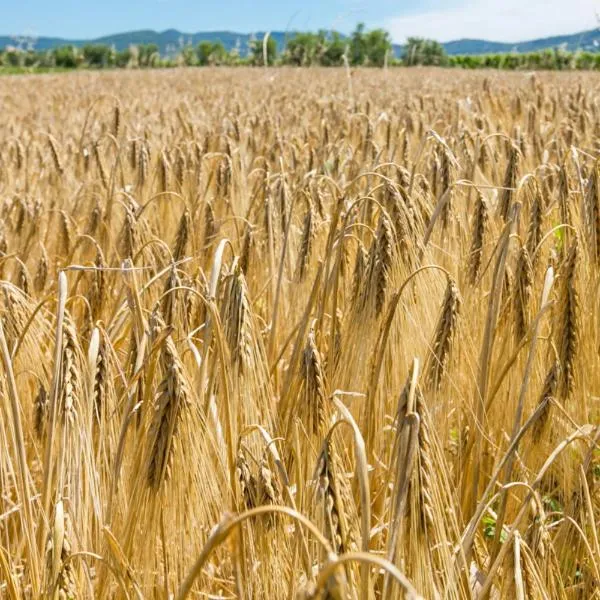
[{"left": 0, "top": 67, "right": 598, "bottom": 599}]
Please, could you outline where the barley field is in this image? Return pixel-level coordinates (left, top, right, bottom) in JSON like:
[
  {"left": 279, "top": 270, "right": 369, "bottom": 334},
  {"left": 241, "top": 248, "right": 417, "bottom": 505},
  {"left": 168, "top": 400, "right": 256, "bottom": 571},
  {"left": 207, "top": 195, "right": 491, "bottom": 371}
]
[{"left": 0, "top": 67, "right": 598, "bottom": 599}]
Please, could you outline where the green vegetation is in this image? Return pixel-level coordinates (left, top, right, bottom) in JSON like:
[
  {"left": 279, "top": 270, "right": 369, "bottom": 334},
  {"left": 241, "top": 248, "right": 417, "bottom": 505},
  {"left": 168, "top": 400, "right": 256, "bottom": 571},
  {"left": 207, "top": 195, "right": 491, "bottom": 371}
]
[
  {"left": 249, "top": 35, "right": 277, "bottom": 66},
  {"left": 0, "top": 24, "right": 393, "bottom": 71},
  {"left": 196, "top": 40, "right": 228, "bottom": 66},
  {"left": 3, "top": 24, "right": 600, "bottom": 73},
  {"left": 283, "top": 31, "right": 345, "bottom": 66},
  {"left": 403, "top": 38, "right": 448, "bottom": 66},
  {"left": 447, "top": 48, "right": 600, "bottom": 70}
]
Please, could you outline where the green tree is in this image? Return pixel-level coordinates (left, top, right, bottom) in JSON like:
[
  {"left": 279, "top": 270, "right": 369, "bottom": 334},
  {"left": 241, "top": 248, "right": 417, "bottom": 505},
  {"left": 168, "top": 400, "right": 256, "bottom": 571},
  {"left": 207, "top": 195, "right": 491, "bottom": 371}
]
[
  {"left": 364, "top": 28, "right": 392, "bottom": 66},
  {"left": 347, "top": 24, "right": 393, "bottom": 67},
  {"left": 82, "top": 44, "right": 114, "bottom": 68},
  {"left": 115, "top": 47, "right": 133, "bottom": 68},
  {"left": 23, "top": 51, "right": 39, "bottom": 67},
  {"left": 4, "top": 50, "right": 22, "bottom": 67},
  {"left": 284, "top": 30, "right": 347, "bottom": 66},
  {"left": 53, "top": 45, "right": 80, "bottom": 69},
  {"left": 483, "top": 54, "right": 502, "bottom": 69},
  {"left": 249, "top": 34, "right": 277, "bottom": 66},
  {"left": 285, "top": 32, "right": 320, "bottom": 66},
  {"left": 197, "top": 41, "right": 227, "bottom": 66},
  {"left": 402, "top": 38, "right": 448, "bottom": 66},
  {"left": 350, "top": 23, "right": 367, "bottom": 65},
  {"left": 499, "top": 53, "right": 521, "bottom": 70},
  {"left": 321, "top": 31, "right": 345, "bottom": 66},
  {"left": 138, "top": 43, "right": 160, "bottom": 67},
  {"left": 554, "top": 47, "right": 571, "bottom": 70},
  {"left": 179, "top": 44, "right": 197, "bottom": 66}
]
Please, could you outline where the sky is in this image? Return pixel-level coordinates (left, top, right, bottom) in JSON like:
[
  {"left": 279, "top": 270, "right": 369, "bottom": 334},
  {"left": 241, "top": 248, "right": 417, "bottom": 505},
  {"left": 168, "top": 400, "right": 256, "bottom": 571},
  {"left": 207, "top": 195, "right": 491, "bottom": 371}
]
[{"left": 3, "top": 0, "right": 600, "bottom": 43}]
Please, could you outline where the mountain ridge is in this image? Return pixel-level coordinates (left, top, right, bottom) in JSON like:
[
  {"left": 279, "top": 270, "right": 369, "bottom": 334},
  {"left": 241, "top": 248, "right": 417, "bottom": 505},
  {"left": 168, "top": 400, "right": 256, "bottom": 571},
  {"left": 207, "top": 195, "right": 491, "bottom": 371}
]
[{"left": 2, "top": 27, "right": 600, "bottom": 56}]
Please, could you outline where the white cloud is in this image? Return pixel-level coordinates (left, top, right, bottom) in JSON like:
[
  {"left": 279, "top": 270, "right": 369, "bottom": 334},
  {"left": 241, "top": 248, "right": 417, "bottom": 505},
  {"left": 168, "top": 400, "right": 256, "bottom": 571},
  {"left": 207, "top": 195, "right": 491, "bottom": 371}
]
[{"left": 385, "top": 0, "right": 600, "bottom": 43}]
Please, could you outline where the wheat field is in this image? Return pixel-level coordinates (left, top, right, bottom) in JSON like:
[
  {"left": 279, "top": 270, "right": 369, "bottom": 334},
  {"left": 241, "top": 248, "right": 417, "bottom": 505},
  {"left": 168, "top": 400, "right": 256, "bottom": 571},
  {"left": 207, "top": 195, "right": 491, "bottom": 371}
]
[{"left": 0, "top": 67, "right": 598, "bottom": 598}]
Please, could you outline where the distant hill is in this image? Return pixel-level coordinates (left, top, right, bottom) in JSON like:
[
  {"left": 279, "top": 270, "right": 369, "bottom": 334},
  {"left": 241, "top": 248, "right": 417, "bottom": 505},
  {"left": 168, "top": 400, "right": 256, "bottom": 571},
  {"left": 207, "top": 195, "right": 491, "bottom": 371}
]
[
  {"left": 2, "top": 27, "right": 600, "bottom": 57},
  {"left": 0, "top": 30, "right": 316, "bottom": 57},
  {"left": 444, "top": 29, "right": 600, "bottom": 55}
]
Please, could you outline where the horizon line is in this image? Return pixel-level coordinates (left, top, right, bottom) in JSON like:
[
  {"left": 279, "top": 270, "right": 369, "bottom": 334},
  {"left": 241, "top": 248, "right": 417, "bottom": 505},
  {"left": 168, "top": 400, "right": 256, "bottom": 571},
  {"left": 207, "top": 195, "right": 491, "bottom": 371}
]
[{"left": 1, "top": 24, "right": 599, "bottom": 48}]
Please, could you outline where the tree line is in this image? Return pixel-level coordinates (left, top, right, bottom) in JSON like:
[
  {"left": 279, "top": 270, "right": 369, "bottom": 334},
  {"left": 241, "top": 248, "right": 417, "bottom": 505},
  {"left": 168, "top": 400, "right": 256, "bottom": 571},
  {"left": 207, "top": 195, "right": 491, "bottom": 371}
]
[
  {"left": 2, "top": 25, "right": 600, "bottom": 71},
  {"left": 0, "top": 24, "right": 393, "bottom": 69}
]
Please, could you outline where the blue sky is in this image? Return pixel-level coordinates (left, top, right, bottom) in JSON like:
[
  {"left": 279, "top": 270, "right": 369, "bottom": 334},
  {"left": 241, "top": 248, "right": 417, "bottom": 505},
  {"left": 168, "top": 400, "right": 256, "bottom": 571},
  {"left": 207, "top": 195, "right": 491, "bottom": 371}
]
[{"left": 4, "top": 0, "right": 600, "bottom": 43}]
